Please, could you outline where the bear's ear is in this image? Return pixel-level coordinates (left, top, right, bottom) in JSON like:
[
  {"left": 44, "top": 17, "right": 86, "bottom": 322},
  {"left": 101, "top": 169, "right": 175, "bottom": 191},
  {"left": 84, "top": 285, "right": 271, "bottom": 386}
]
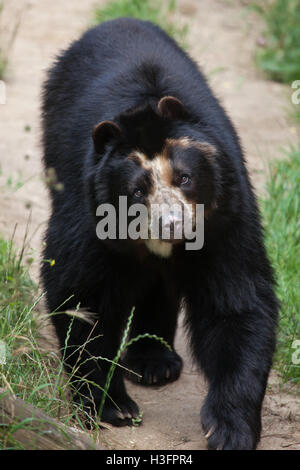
[
  {"left": 157, "top": 96, "right": 188, "bottom": 120},
  {"left": 92, "top": 120, "right": 122, "bottom": 154}
]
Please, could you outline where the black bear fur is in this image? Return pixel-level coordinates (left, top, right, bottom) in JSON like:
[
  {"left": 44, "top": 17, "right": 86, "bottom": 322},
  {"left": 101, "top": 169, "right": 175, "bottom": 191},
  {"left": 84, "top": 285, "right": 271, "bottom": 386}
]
[{"left": 41, "top": 18, "right": 278, "bottom": 449}]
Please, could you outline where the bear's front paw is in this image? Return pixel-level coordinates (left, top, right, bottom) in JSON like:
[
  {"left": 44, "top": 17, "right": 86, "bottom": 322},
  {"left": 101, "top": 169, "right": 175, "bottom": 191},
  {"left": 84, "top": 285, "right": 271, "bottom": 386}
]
[
  {"left": 201, "top": 401, "right": 259, "bottom": 450},
  {"left": 100, "top": 394, "right": 140, "bottom": 427},
  {"left": 76, "top": 391, "right": 140, "bottom": 428},
  {"left": 124, "top": 349, "right": 183, "bottom": 386}
]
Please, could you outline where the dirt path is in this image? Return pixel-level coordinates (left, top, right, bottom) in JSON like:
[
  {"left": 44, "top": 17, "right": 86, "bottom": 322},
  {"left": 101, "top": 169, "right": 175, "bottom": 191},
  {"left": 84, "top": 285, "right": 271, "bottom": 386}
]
[{"left": 0, "top": 0, "right": 299, "bottom": 450}]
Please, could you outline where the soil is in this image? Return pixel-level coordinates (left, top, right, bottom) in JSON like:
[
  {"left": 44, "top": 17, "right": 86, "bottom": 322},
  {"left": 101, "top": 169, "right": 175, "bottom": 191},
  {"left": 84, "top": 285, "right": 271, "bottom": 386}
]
[{"left": 0, "top": 0, "right": 299, "bottom": 450}]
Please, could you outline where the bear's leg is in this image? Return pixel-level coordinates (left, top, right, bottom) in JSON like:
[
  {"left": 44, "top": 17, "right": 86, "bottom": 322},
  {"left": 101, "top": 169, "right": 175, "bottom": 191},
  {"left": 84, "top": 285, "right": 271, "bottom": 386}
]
[
  {"left": 123, "top": 282, "right": 183, "bottom": 386},
  {"left": 186, "top": 290, "right": 276, "bottom": 450},
  {"left": 51, "top": 309, "right": 139, "bottom": 427}
]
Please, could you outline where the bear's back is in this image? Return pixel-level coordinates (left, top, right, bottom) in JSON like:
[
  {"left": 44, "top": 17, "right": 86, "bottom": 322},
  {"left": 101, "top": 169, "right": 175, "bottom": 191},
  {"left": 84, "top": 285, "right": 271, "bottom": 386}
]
[{"left": 42, "top": 18, "right": 245, "bottom": 206}]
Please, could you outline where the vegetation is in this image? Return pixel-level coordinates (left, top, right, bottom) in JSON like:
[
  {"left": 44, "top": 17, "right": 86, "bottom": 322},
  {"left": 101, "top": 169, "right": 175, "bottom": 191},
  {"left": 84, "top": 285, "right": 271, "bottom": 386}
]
[
  {"left": 253, "top": 0, "right": 300, "bottom": 385},
  {"left": 0, "top": 235, "right": 171, "bottom": 448},
  {"left": 261, "top": 148, "right": 300, "bottom": 384},
  {"left": 254, "top": 0, "right": 300, "bottom": 83},
  {"left": 0, "top": 235, "right": 106, "bottom": 448},
  {"left": 0, "top": 237, "right": 71, "bottom": 449},
  {"left": 93, "top": 0, "right": 187, "bottom": 46}
]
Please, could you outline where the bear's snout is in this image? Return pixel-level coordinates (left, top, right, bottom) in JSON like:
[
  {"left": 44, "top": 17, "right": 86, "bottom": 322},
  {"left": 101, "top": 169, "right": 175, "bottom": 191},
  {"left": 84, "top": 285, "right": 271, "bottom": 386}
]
[{"left": 158, "top": 210, "right": 184, "bottom": 243}]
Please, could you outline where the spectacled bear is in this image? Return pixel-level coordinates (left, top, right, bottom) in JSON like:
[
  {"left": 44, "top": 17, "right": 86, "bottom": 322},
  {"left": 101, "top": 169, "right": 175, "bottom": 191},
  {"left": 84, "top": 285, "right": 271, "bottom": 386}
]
[{"left": 41, "top": 18, "right": 278, "bottom": 450}]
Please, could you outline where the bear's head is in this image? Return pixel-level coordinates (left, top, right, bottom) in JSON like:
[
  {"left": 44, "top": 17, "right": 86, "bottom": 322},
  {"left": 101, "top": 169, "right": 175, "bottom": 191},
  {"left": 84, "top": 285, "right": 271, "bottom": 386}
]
[{"left": 89, "top": 96, "right": 222, "bottom": 258}]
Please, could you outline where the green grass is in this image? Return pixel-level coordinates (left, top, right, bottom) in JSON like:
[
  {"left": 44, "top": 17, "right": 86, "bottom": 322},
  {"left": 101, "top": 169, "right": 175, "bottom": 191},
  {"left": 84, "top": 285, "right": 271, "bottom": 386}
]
[
  {"left": 0, "top": 237, "right": 100, "bottom": 449},
  {"left": 253, "top": 1, "right": 300, "bottom": 383},
  {"left": 261, "top": 147, "right": 300, "bottom": 384},
  {"left": 93, "top": 0, "right": 187, "bottom": 46},
  {"left": 0, "top": 235, "right": 169, "bottom": 448},
  {"left": 254, "top": 0, "right": 300, "bottom": 83},
  {"left": 0, "top": 237, "right": 73, "bottom": 449},
  {"left": 292, "top": 107, "right": 300, "bottom": 124}
]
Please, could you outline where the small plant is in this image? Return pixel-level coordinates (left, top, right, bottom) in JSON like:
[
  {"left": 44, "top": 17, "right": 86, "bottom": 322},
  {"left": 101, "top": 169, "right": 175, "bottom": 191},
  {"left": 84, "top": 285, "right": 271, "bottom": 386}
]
[
  {"left": 254, "top": 0, "right": 300, "bottom": 83},
  {"left": 0, "top": 237, "right": 77, "bottom": 449},
  {"left": 6, "top": 173, "right": 25, "bottom": 192},
  {"left": 93, "top": 0, "right": 187, "bottom": 46},
  {"left": 0, "top": 165, "right": 31, "bottom": 193},
  {"left": 261, "top": 147, "right": 300, "bottom": 384}
]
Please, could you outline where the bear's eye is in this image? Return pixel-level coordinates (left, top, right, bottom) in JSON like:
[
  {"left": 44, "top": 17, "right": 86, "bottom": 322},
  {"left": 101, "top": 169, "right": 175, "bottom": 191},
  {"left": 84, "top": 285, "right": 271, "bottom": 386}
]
[
  {"left": 134, "top": 189, "right": 143, "bottom": 198},
  {"left": 180, "top": 174, "right": 190, "bottom": 185}
]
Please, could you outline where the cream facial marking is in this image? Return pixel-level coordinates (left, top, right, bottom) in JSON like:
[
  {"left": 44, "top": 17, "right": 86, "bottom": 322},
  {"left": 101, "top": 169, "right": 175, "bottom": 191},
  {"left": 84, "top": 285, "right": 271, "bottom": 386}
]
[
  {"left": 129, "top": 139, "right": 211, "bottom": 258},
  {"left": 129, "top": 150, "right": 186, "bottom": 258},
  {"left": 145, "top": 239, "right": 173, "bottom": 258}
]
